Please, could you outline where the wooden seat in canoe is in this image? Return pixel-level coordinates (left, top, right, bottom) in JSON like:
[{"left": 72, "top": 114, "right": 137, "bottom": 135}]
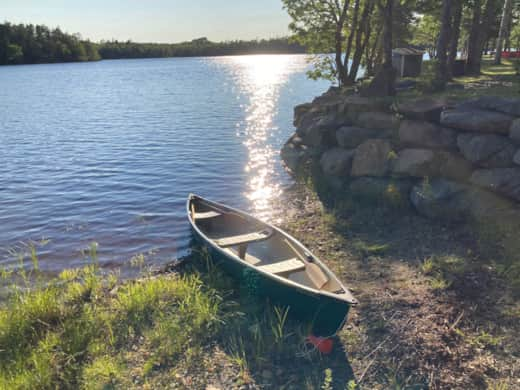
[
  {"left": 214, "top": 229, "right": 273, "bottom": 247},
  {"left": 258, "top": 258, "right": 305, "bottom": 275},
  {"left": 194, "top": 210, "right": 222, "bottom": 220}
]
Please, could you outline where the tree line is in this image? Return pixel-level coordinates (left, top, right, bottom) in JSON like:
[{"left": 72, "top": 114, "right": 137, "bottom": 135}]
[
  {"left": 283, "top": 0, "right": 520, "bottom": 93},
  {"left": 0, "top": 23, "right": 99, "bottom": 65},
  {"left": 0, "top": 22, "right": 305, "bottom": 66}
]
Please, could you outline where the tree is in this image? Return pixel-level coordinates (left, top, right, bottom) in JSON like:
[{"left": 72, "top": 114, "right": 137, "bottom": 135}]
[
  {"left": 494, "top": 0, "right": 513, "bottom": 64},
  {"left": 363, "top": 0, "right": 396, "bottom": 96},
  {"left": 467, "top": 0, "right": 501, "bottom": 75},
  {"left": 434, "top": 0, "right": 452, "bottom": 89},
  {"left": 283, "top": 0, "right": 352, "bottom": 86},
  {"left": 447, "top": 1, "right": 463, "bottom": 78},
  {"left": 6, "top": 44, "right": 23, "bottom": 64}
]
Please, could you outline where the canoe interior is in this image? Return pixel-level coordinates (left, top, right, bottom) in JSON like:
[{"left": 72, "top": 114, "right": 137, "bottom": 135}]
[{"left": 189, "top": 196, "right": 349, "bottom": 297}]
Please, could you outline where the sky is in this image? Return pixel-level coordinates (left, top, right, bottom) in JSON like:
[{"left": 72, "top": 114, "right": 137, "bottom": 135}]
[{"left": 2, "top": 0, "right": 291, "bottom": 43}]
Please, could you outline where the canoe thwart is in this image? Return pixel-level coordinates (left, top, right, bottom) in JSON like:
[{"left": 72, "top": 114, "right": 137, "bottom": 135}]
[
  {"left": 194, "top": 210, "right": 222, "bottom": 220},
  {"left": 215, "top": 229, "right": 273, "bottom": 247},
  {"left": 257, "top": 258, "right": 305, "bottom": 275}
]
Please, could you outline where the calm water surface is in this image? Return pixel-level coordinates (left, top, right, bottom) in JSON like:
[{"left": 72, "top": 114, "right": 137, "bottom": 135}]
[{"left": 0, "top": 55, "right": 329, "bottom": 272}]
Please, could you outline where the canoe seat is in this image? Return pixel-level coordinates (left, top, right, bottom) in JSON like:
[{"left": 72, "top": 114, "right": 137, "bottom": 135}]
[
  {"left": 215, "top": 229, "right": 273, "bottom": 247},
  {"left": 258, "top": 258, "right": 305, "bottom": 275},
  {"left": 195, "top": 210, "right": 222, "bottom": 220}
]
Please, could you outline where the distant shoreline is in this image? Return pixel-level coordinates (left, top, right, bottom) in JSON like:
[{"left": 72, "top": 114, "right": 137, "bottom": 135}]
[{"left": 1, "top": 22, "right": 306, "bottom": 66}]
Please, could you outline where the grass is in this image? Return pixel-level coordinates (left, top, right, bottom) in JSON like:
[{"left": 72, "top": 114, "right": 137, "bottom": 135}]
[
  {"left": 0, "top": 263, "right": 223, "bottom": 389},
  {"left": 397, "top": 57, "right": 520, "bottom": 102},
  {"left": 0, "top": 248, "right": 355, "bottom": 389}
]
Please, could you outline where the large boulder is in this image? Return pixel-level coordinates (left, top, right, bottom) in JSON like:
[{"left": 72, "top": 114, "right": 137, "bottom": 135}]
[
  {"left": 351, "top": 139, "right": 393, "bottom": 177},
  {"left": 319, "top": 148, "right": 355, "bottom": 177},
  {"left": 410, "top": 178, "right": 520, "bottom": 222},
  {"left": 470, "top": 168, "right": 520, "bottom": 202},
  {"left": 336, "top": 126, "right": 390, "bottom": 149},
  {"left": 457, "top": 133, "right": 517, "bottom": 168},
  {"left": 399, "top": 120, "right": 457, "bottom": 149},
  {"left": 294, "top": 103, "right": 313, "bottom": 128},
  {"left": 440, "top": 109, "right": 513, "bottom": 134},
  {"left": 514, "top": 150, "right": 520, "bottom": 166},
  {"left": 343, "top": 95, "right": 392, "bottom": 113},
  {"left": 281, "top": 134, "right": 318, "bottom": 173},
  {"left": 396, "top": 97, "right": 449, "bottom": 122},
  {"left": 349, "top": 177, "right": 415, "bottom": 207},
  {"left": 511, "top": 119, "right": 520, "bottom": 144},
  {"left": 459, "top": 96, "right": 520, "bottom": 117},
  {"left": 297, "top": 112, "right": 345, "bottom": 147},
  {"left": 355, "top": 111, "right": 400, "bottom": 130},
  {"left": 393, "top": 149, "right": 472, "bottom": 181}
]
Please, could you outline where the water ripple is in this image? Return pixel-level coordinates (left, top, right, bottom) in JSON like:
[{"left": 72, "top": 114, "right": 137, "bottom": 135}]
[{"left": 0, "top": 55, "right": 328, "bottom": 273}]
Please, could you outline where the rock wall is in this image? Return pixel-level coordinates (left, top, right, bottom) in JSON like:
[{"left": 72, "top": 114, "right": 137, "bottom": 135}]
[{"left": 281, "top": 88, "right": 520, "bottom": 223}]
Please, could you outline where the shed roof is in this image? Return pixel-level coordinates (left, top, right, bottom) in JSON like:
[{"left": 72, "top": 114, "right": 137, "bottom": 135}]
[{"left": 392, "top": 48, "right": 424, "bottom": 56}]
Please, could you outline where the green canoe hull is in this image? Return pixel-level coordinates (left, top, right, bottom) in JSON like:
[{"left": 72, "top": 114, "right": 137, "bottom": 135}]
[{"left": 191, "top": 230, "right": 351, "bottom": 337}]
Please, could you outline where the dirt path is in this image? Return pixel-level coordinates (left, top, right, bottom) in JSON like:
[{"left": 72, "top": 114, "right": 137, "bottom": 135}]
[{"left": 278, "top": 184, "right": 520, "bottom": 389}]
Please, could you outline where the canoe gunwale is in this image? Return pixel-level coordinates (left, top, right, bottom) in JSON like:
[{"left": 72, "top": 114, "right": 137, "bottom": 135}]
[{"left": 187, "top": 194, "right": 358, "bottom": 305}]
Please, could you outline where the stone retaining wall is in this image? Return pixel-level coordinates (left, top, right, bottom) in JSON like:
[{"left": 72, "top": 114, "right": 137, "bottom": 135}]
[{"left": 281, "top": 88, "right": 520, "bottom": 223}]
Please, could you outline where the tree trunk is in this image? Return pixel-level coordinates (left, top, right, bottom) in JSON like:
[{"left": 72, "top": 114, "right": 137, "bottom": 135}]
[
  {"left": 466, "top": 0, "right": 483, "bottom": 75},
  {"left": 494, "top": 0, "right": 513, "bottom": 64},
  {"left": 349, "top": 0, "right": 375, "bottom": 82},
  {"left": 365, "top": 24, "right": 382, "bottom": 77},
  {"left": 467, "top": 0, "right": 499, "bottom": 74},
  {"left": 364, "top": 0, "right": 395, "bottom": 96},
  {"left": 381, "top": 0, "right": 393, "bottom": 70},
  {"left": 335, "top": 0, "right": 351, "bottom": 86},
  {"left": 435, "top": 0, "right": 452, "bottom": 89},
  {"left": 344, "top": 0, "right": 361, "bottom": 71},
  {"left": 447, "top": 1, "right": 463, "bottom": 79}
]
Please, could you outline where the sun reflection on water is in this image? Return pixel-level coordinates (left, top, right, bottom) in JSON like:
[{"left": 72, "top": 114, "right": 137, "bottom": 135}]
[{"left": 230, "top": 55, "right": 307, "bottom": 221}]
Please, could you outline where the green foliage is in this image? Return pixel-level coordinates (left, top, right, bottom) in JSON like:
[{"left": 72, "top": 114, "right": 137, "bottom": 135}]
[
  {"left": 97, "top": 37, "right": 305, "bottom": 60},
  {"left": 321, "top": 368, "right": 333, "bottom": 390},
  {"left": 0, "top": 265, "right": 222, "bottom": 389},
  {"left": 0, "top": 22, "right": 100, "bottom": 65},
  {"left": 0, "top": 22, "right": 304, "bottom": 65},
  {"left": 411, "top": 14, "right": 440, "bottom": 59},
  {"left": 421, "top": 255, "right": 467, "bottom": 290}
]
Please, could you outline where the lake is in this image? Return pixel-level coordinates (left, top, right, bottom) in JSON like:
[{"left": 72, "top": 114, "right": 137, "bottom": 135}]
[{"left": 0, "top": 55, "right": 329, "bottom": 273}]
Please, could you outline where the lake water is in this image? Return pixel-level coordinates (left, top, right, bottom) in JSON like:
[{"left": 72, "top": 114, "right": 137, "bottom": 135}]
[{"left": 0, "top": 55, "right": 329, "bottom": 273}]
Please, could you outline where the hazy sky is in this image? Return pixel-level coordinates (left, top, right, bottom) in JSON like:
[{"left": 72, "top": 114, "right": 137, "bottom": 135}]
[{"left": 3, "top": 0, "right": 291, "bottom": 43}]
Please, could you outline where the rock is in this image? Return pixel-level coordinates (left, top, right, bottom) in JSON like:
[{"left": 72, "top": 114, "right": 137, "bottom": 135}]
[
  {"left": 393, "top": 148, "right": 435, "bottom": 176},
  {"left": 349, "top": 177, "right": 414, "bottom": 206},
  {"left": 336, "top": 126, "right": 390, "bottom": 149},
  {"left": 355, "top": 111, "right": 400, "bottom": 130},
  {"left": 470, "top": 168, "right": 520, "bottom": 202},
  {"left": 410, "top": 178, "right": 520, "bottom": 221},
  {"left": 399, "top": 120, "right": 457, "bottom": 149},
  {"left": 262, "top": 370, "right": 273, "bottom": 380},
  {"left": 294, "top": 103, "right": 313, "bottom": 127},
  {"left": 320, "top": 148, "right": 355, "bottom": 176},
  {"left": 343, "top": 95, "right": 392, "bottom": 113},
  {"left": 351, "top": 139, "right": 393, "bottom": 177},
  {"left": 280, "top": 135, "right": 318, "bottom": 173},
  {"left": 297, "top": 112, "right": 342, "bottom": 147},
  {"left": 511, "top": 119, "right": 520, "bottom": 144},
  {"left": 393, "top": 149, "right": 472, "bottom": 181},
  {"left": 397, "top": 97, "right": 449, "bottom": 122},
  {"left": 411, "top": 179, "right": 472, "bottom": 220},
  {"left": 462, "top": 96, "right": 520, "bottom": 117},
  {"left": 457, "top": 133, "right": 516, "bottom": 168},
  {"left": 515, "top": 150, "right": 520, "bottom": 165},
  {"left": 440, "top": 109, "right": 513, "bottom": 134}
]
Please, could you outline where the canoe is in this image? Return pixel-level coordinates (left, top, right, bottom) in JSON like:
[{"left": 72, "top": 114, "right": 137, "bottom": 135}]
[{"left": 187, "top": 194, "right": 357, "bottom": 337}]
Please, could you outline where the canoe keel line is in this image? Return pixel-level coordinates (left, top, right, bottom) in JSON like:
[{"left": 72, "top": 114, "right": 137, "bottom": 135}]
[{"left": 187, "top": 194, "right": 358, "bottom": 340}]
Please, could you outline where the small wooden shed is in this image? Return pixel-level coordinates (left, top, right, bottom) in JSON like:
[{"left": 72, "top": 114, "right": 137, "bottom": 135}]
[{"left": 392, "top": 48, "right": 424, "bottom": 77}]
